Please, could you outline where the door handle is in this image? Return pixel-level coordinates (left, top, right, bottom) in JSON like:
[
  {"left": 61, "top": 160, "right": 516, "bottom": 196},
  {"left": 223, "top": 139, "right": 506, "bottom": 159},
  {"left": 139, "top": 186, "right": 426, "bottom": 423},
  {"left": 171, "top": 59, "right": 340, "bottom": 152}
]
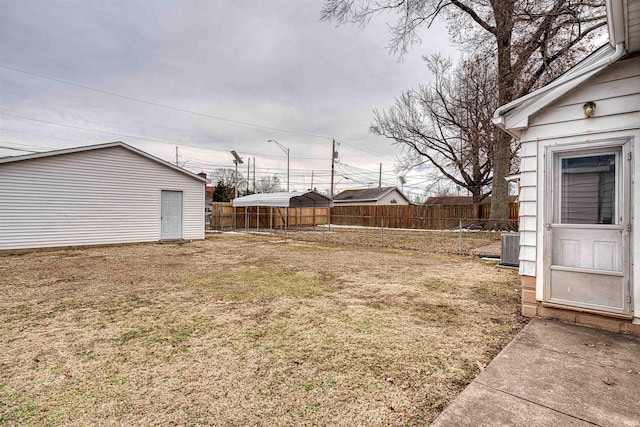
[{"left": 545, "top": 223, "right": 551, "bottom": 230}]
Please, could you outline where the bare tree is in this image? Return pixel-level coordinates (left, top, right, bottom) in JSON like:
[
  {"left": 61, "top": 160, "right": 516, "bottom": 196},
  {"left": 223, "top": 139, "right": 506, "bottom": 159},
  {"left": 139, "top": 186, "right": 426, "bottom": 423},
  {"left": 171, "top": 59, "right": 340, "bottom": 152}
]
[
  {"left": 255, "top": 176, "right": 282, "bottom": 193},
  {"left": 322, "top": 0, "right": 606, "bottom": 219},
  {"left": 372, "top": 54, "right": 496, "bottom": 217},
  {"left": 209, "top": 168, "right": 247, "bottom": 200}
]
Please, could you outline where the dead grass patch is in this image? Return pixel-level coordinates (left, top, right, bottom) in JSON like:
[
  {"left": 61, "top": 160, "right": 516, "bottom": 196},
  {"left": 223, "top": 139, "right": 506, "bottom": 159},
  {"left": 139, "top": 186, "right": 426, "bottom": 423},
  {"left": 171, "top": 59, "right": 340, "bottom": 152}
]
[{"left": 0, "top": 233, "right": 523, "bottom": 426}]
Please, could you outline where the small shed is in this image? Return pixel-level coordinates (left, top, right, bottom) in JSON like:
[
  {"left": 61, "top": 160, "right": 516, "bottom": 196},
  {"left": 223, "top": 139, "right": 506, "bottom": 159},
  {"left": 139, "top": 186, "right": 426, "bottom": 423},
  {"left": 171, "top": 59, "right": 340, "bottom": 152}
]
[
  {"left": 493, "top": 0, "right": 640, "bottom": 332},
  {"left": 333, "top": 187, "right": 410, "bottom": 206},
  {"left": 0, "top": 141, "right": 205, "bottom": 250},
  {"left": 232, "top": 191, "right": 333, "bottom": 231}
]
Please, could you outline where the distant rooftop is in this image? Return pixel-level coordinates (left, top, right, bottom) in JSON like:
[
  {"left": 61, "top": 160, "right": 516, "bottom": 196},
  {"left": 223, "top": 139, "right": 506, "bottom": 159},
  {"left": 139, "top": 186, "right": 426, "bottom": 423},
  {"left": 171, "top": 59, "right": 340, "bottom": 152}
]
[{"left": 333, "top": 187, "right": 406, "bottom": 202}]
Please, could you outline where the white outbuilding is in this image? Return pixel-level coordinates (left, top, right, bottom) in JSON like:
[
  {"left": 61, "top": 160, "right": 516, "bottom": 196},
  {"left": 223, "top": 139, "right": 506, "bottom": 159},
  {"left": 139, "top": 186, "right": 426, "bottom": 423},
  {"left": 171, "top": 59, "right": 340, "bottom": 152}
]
[{"left": 0, "top": 141, "right": 205, "bottom": 250}]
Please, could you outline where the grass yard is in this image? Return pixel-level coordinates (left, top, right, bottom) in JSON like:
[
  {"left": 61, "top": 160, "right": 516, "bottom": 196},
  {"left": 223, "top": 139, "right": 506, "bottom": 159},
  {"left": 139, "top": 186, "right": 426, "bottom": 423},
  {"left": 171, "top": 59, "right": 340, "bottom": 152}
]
[
  {"left": 0, "top": 232, "right": 524, "bottom": 426},
  {"left": 285, "top": 226, "right": 503, "bottom": 254}
]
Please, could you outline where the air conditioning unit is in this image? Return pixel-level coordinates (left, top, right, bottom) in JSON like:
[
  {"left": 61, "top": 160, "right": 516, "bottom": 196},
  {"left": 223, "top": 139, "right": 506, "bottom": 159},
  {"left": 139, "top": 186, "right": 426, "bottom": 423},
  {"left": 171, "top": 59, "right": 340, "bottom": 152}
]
[{"left": 500, "top": 233, "right": 520, "bottom": 267}]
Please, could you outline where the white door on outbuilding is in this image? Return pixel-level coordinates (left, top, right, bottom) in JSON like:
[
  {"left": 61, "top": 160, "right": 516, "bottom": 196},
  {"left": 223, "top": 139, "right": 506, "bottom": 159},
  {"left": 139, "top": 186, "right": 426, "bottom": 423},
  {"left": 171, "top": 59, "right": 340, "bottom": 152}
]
[{"left": 161, "top": 190, "right": 183, "bottom": 240}]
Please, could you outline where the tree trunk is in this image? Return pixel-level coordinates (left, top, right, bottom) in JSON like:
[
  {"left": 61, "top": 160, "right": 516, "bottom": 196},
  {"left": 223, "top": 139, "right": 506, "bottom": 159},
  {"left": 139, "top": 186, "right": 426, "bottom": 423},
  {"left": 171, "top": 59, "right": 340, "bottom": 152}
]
[
  {"left": 471, "top": 189, "right": 483, "bottom": 220},
  {"left": 489, "top": 0, "right": 515, "bottom": 222},
  {"left": 490, "top": 130, "right": 511, "bottom": 221}
]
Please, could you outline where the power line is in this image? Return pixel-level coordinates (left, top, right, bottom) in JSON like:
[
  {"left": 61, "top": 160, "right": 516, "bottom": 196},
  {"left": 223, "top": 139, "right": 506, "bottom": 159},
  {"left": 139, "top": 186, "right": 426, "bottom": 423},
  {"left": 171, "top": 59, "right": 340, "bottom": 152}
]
[
  {"left": 0, "top": 63, "right": 334, "bottom": 141},
  {"left": 0, "top": 127, "right": 86, "bottom": 144},
  {"left": 0, "top": 140, "right": 53, "bottom": 151},
  {"left": 1, "top": 64, "right": 400, "bottom": 163},
  {"left": 0, "top": 112, "right": 326, "bottom": 160},
  {"left": 336, "top": 139, "right": 396, "bottom": 162},
  {"left": 0, "top": 142, "right": 39, "bottom": 153}
]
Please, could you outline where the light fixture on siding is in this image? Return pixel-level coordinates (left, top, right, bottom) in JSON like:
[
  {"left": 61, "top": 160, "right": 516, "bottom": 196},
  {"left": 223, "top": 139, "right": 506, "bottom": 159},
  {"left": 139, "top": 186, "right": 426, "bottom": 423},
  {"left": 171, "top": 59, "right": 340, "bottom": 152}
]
[{"left": 583, "top": 101, "right": 596, "bottom": 118}]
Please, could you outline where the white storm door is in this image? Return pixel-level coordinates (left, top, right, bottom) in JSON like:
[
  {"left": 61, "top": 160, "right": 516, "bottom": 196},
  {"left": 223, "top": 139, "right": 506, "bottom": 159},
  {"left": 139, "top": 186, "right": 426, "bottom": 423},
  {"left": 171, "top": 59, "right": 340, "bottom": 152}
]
[
  {"left": 161, "top": 190, "right": 183, "bottom": 240},
  {"left": 545, "top": 143, "right": 631, "bottom": 315}
]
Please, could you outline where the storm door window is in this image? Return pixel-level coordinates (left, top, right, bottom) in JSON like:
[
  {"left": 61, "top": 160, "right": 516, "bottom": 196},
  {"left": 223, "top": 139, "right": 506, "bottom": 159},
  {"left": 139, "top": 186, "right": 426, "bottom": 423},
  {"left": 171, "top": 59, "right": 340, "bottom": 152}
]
[{"left": 560, "top": 154, "right": 616, "bottom": 224}]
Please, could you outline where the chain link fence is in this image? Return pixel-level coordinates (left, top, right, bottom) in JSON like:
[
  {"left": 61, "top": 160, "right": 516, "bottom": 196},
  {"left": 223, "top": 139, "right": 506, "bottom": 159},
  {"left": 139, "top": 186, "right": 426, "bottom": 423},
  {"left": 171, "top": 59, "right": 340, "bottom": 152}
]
[{"left": 207, "top": 203, "right": 518, "bottom": 256}]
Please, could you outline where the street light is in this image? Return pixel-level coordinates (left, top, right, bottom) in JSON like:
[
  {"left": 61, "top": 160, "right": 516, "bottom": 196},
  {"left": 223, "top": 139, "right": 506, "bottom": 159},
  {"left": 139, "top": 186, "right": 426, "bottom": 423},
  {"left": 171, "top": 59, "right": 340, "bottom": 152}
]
[
  {"left": 268, "top": 139, "right": 289, "bottom": 192},
  {"left": 230, "top": 150, "right": 243, "bottom": 199}
]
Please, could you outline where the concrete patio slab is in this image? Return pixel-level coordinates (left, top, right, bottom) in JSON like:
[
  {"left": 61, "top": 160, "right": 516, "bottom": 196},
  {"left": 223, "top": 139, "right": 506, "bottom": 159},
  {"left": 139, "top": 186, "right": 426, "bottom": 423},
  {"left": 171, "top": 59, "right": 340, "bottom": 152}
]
[{"left": 431, "top": 318, "right": 640, "bottom": 426}]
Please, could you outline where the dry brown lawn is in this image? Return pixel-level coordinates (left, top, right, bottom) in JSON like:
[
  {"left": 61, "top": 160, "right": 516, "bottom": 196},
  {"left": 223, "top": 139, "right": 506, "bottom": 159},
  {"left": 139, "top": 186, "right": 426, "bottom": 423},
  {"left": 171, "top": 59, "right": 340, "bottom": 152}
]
[
  {"left": 286, "top": 226, "right": 502, "bottom": 254},
  {"left": 0, "top": 232, "right": 524, "bottom": 426}
]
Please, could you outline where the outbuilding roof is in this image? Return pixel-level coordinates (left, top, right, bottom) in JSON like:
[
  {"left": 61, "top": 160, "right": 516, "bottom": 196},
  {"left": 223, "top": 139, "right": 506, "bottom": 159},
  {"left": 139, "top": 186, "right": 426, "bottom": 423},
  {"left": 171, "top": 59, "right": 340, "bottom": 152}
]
[
  {"left": 232, "top": 191, "right": 333, "bottom": 208},
  {"left": 333, "top": 186, "right": 409, "bottom": 203},
  {"left": 0, "top": 141, "right": 207, "bottom": 182}
]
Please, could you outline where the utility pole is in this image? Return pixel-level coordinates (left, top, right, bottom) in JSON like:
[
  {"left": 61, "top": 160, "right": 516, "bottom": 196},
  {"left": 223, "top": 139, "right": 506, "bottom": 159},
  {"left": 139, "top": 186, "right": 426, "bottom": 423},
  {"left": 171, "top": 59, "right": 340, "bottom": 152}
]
[
  {"left": 234, "top": 160, "right": 239, "bottom": 199},
  {"left": 246, "top": 158, "right": 250, "bottom": 194},
  {"left": 378, "top": 163, "right": 382, "bottom": 188},
  {"left": 311, "top": 170, "right": 314, "bottom": 191},
  {"left": 330, "top": 139, "right": 336, "bottom": 197},
  {"left": 253, "top": 158, "right": 256, "bottom": 193}
]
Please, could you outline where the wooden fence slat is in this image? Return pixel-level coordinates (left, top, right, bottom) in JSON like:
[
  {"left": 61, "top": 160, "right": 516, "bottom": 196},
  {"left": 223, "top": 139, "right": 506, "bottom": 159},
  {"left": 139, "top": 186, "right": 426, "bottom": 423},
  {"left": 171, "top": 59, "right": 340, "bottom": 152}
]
[{"left": 209, "top": 202, "right": 519, "bottom": 231}]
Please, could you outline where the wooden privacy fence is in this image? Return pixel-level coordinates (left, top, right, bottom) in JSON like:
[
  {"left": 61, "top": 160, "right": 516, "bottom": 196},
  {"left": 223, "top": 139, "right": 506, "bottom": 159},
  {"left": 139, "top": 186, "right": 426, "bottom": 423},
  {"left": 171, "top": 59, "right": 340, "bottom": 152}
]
[
  {"left": 208, "top": 202, "right": 519, "bottom": 231},
  {"left": 209, "top": 202, "right": 235, "bottom": 230},
  {"left": 330, "top": 204, "right": 519, "bottom": 230}
]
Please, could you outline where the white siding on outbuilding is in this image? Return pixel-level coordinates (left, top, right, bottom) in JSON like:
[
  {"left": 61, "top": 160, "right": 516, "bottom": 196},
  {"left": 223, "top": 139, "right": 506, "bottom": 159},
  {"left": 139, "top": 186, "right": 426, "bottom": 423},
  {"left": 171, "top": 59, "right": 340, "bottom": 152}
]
[{"left": 0, "top": 143, "right": 205, "bottom": 250}]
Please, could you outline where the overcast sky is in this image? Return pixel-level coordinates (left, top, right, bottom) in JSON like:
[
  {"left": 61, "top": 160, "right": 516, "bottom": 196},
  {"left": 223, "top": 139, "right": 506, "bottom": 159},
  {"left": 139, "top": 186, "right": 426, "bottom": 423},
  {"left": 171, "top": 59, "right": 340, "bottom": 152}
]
[{"left": 0, "top": 0, "right": 457, "bottom": 197}]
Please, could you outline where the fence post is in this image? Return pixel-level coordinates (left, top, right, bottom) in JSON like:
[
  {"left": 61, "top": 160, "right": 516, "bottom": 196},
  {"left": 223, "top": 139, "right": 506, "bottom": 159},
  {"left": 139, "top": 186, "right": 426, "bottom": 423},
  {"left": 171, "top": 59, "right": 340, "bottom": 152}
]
[
  {"left": 459, "top": 219, "right": 462, "bottom": 255},
  {"left": 381, "top": 218, "right": 384, "bottom": 245}
]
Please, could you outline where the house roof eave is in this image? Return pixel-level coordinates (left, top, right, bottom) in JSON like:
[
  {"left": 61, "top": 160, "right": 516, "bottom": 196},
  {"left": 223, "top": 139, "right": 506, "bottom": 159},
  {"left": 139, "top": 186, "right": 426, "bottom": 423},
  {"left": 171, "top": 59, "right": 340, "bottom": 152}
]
[{"left": 492, "top": 43, "right": 626, "bottom": 138}]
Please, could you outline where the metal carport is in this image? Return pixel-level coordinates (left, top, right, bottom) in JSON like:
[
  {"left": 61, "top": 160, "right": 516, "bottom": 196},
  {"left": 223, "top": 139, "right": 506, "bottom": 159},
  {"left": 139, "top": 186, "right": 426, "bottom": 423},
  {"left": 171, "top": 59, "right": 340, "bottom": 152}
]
[{"left": 232, "top": 191, "right": 333, "bottom": 232}]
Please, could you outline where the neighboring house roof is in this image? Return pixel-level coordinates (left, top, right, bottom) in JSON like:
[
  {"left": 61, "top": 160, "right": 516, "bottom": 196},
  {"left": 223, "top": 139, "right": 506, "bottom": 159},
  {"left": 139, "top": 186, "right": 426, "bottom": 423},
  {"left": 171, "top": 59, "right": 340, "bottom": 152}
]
[
  {"left": 0, "top": 141, "right": 207, "bottom": 183},
  {"left": 232, "top": 191, "right": 333, "bottom": 208},
  {"left": 333, "top": 187, "right": 410, "bottom": 204},
  {"left": 493, "top": 0, "right": 639, "bottom": 137},
  {"left": 425, "top": 196, "right": 518, "bottom": 206}
]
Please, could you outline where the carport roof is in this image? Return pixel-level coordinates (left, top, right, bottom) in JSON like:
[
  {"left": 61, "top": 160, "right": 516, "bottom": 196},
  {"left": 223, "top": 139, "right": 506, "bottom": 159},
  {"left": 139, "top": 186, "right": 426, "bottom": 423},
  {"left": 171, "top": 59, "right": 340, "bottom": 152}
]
[{"left": 232, "top": 192, "right": 333, "bottom": 208}]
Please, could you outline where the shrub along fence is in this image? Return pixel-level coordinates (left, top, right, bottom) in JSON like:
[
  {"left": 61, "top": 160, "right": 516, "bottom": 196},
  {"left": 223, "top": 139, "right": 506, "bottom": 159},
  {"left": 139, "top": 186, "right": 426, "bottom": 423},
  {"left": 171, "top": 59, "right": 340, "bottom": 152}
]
[{"left": 207, "top": 202, "right": 519, "bottom": 231}]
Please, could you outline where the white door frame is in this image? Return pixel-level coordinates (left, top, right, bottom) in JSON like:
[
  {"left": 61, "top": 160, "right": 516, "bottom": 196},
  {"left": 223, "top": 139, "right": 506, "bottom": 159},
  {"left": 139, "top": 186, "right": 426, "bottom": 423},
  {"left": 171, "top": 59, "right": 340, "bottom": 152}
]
[
  {"left": 161, "top": 190, "right": 184, "bottom": 240},
  {"left": 544, "top": 138, "right": 632, "bottom": 315}
]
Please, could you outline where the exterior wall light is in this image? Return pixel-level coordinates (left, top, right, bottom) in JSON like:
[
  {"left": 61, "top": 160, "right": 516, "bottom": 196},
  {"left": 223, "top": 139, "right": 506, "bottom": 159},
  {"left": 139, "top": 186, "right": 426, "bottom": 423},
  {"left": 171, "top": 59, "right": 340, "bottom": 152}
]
[{"left": 583, "top": 101, "right": 596, "bottom": 118}]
